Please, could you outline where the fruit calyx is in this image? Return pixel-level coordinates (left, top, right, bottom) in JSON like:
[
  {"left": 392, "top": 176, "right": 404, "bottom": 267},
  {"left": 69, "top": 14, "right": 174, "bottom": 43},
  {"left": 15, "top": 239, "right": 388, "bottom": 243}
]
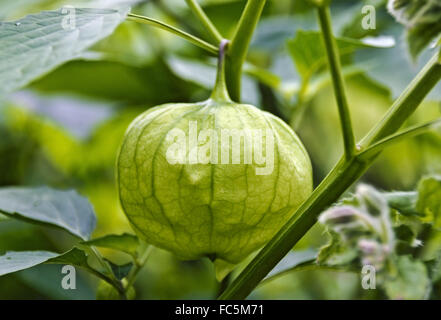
[{"left": 209, "top": 39, "right": 233, "bottom": 104}]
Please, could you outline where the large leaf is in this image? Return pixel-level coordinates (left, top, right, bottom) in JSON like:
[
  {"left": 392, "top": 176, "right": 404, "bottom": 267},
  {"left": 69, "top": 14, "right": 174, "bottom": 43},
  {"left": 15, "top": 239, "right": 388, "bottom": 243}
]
[
  {"left": 0, "top": 248, "right": 100, "bottom": 278},
  {"left": 0, "top": 251, "right": 58, "bottom": 276},
  {"left": 17, "top": 264, "right": 95, "bottom": 300},
  {"left": 0, "top": 0, "right": 140, "bottom": 20},
  {"left": 0, "top": 186, "right": 96, "bottom": 240},
  {"left": 0, "top": 7, "right": 129, "bottom": 96}
]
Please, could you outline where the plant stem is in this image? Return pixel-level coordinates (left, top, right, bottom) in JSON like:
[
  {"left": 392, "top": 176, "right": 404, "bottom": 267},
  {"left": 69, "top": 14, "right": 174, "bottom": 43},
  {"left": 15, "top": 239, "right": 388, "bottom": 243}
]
[
  {"left": 211, "top": 40, "right": 232, "bottom": 102},
  {"left": 185, "top": 0, "right": 223, "bottom": 45},
  {"left": 317, "top": 5, "right": 355, "bottom": 159},
  {"left": 125, "top": 243, "right": 153, "bottom": 290},
  {"left": 89, "top": 246, "right": 127, "bottom": 299},
  {"left": 360, "top": 53, "right": 441, "bottom": 147},
  {"left": 219, "top": 51, "right": 441, "bottom": 301},
  {"left": 153, "top": 0, "right": 199, "bottom": 35},
  {"left": 127, "top": 13, "right": 218, "bottom": 55},
  {"left": 216, "top": 273, "right": 231, "bottom": 298},
  {"left": 358, "top": 117, "right": 441, "bottom": 160},
  {"left": 225, "top": 0, "right": 267, "bottom": 102}
]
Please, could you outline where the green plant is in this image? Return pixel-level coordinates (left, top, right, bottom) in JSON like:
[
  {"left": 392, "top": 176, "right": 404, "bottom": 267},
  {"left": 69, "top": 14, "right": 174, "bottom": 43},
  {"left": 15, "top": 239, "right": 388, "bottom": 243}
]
[{"left": 0, "top": 0, "right": 441, "bottom": 300}]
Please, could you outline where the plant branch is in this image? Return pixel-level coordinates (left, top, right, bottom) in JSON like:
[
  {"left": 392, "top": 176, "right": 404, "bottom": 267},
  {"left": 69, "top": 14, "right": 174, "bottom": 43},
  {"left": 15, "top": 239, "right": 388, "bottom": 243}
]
[
  {"left": 127, "top": 13, "right": 218, "bottom": 55},
  {"left": 219, "top": 50, "right": 441, "bottom": 301},
  {"left": 358, "top": 118, "right": 441, "bottom": 160},
  {"left": 125, "top": 243, "right": 153, "bottom": 290},
  {"left": 88, "top": 246, "right": 127, "bottom": 299},
  {"left": 216, "top": 273, "right": 232, "bottom": 298},
  {"left": 360, "top": 52, "right": 441, "bottom": 147},
  {"left": 317, "top": 5, "right": 356, "bottom": 159},
  {"left": 185, "top": 0, "right": 223, "bottom": 45},
  {"left": 153, "top": 0, "right": 200, "bottom": 36},
  {"left": 225, "top": 0, "right": 267, "bottom": 101}
]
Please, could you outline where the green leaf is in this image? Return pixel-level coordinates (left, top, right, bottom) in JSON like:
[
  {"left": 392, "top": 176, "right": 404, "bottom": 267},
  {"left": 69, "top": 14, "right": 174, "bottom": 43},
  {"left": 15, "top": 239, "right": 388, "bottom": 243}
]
[
  {"left": 426, "top": 250, "right": 441, "bottom": 283},
  {"left": 214, "top": 259, "right": 236, "bottom": 282},
  {"left": 0, "top": 7, "right": 129, "bottom": 96},
  {"left": 47, "top": 248, "right": 113, "bottom": 281},
  {"left": 384, "top": 255, "right": 430, "bottom": 300},
  {"left": 46, "top": 247, "right": 106, "bottom": 278},
  {"left": 17, "top": 264, "right": 95, "bottom": 300},
  {"left": 264, "top": 249, "right": 318, "bottom": 281},
  {"left": 317, "top": 230, "right": 359, "bottom": 266},
  {"left": 0, "top": 248, "right": 108, "bottom": 279},
  {"left": 0, "top": 186, "right": 96, "bottom": 240},
  {"left": 104, "top": 259, "right": 133, "bottom": 280},
  {"left": 0, "top": 0, "right": 139, "bottom": 20},
  {"left": 287, "top": 30, "right": 395, "bottom": 80},
  {"left": 47, "top": 247, "right": 91, "bottom": 268},
  {"left": 384, "top": 191, "right": 419, "bottom": 216},
  {"left": 417, "top": 176, "right": 441, "bottom": 228},
  {"left": 82, "top": 233, "right": 139, "bottom": 258},
  {"left": 388, "top": 0, "right": 441, "bottom": 60},
  {"left": 0, "top": 251, "right": 58, "bottom": 276}
]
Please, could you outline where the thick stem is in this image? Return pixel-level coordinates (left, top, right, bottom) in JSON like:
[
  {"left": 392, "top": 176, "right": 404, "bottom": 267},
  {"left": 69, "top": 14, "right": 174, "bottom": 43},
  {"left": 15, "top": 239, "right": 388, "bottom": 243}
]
[
  {"left": 185, "top": 0, "right": 223, "bottom": 45},
  {"left": 225, "top": 0, "right": 267, "bottom": 102},
  {"left": 317, "top": 5, "right": 355, "bottom": 159},
  {"left": 210, "top": 40, "right": 232, "bottom": 103},
  {"left": 216, "top": 273, "right": 231, "bottom": 298},
  {"left": 127, "top": 13, "right": 218, "bottom": 55},
  {"left": 219, "top": 51, "right": 441, "bottom": 301}
]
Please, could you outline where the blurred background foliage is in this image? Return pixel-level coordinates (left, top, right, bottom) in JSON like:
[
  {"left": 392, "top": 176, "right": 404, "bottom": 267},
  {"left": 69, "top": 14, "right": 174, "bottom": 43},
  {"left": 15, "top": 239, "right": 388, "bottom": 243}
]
[{"left": 0, "top": 0, "right": 440, "bottom": 299}]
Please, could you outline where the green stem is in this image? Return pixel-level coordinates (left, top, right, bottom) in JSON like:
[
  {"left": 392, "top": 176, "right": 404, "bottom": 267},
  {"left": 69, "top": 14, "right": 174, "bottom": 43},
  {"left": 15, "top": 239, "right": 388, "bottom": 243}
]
[
  {"left": 127, "top": 13, "right": 218, "bottom": 55},
  {"left": 317, "top": 5, "right": 355, "bottom": 159},
  {"left": 89, "top": 246, "right": 127, "bottom": 299},
  {"left": 360, "top": 53, "right": 441, "bottom": 147},
  {"left": 125, "top": 243, "right": 153, "bottom": 290},
  {"left": 153, "top": 0, "right": 200, "bottom": 35},
  {"left": 185, "top": 0, "right": 223, "bottom": 45},
  {"left": 210, "top": 40, "right": 232, "bottom": 103},
  {"left": 216, "top": 273, "right": 231, "bottom": 298},
  {"left": 225, "top": 0, "right": 267, "bottom": 102},
  {"left": 358, "top": 117, "right": 441, "bottom": 160},
  {"left": 218, "top": 51, "right": 441, "bottom": 301}
]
